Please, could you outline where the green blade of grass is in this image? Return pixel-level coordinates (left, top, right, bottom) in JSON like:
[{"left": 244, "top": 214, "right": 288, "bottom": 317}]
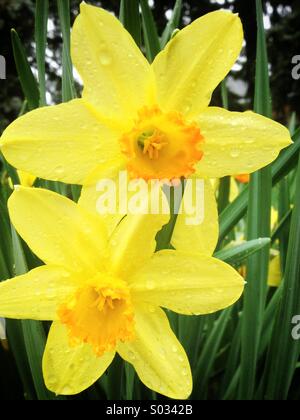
[
  {"left": 161, "top": 0, "right": 182, "bottom": 48},
  {"left": 218, "top": 177, "right": 230, "bottom": 214},
  {"left": 271, "top": 208, "right": 292, "bottom": 244},
  {"left": 239, "top": 0, "right": 272, "bottom": 399},
  {"left": 119, "top": 0, "right": 142, "bottom": 47},
  {"left": 193, "top": 308, "right": 232, "bottom": 399},
  {"left": 278, "top": 178, "right": 291, "bottom": 270},
  {"left": 218, "top": 81, "right": 231, "bottom": 216},
  {"left": 263, "top": 152, "right": 300, "bottom": 399},
  {"left": 11, "top": 29, "right": 40, "bottom": 110},
  {"left": 57, "top": 0, "right": 76, "bottom": 102},
  {"left": 140, "top": 0, "right": 161, "bottom": 62},
  {"left": 35, "top": 0, "right": 49, "bottom": 106},
  {"left": 0, "top": 198, "right": 13, "bottom": 276},
  {"left": 219, "top": 319, "right": 241, "bottom": 398},
  {"left": 214, "top": 238, "right": 271, "bottom": 267}
]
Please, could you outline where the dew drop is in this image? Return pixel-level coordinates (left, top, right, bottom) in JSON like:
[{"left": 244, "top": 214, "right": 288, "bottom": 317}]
[
  {"left": 230, "top": 149, "right": 240, "bottom": 158},
  {"left": 182, "top": 368, "right": 189, "bottom": 377},
  {"left": 129, "top": 351, "right": 136, "bottom": 361},
  {"left": 47, "top": 375, "right": 57, "bottom": 386},
  {"left": 100, "top": 50, "right": 112, "bottom": 66},
  {"left": 148, "top": 305, "right": 156, "bottom": 313},
  {"left": 61, "top": 385, "right": 72, "bottom": 395},
  {"left": 54, "top": 165, "right": 64, "bottom": 175},
  {"left": 146, "top": 280, "right": 155, "bottom": 290}
]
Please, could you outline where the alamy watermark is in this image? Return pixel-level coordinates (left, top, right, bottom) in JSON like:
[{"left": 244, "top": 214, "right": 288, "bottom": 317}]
[
  {"left": 95, "top": 171, "right": 205, "bottom": 226},
  {"left": 291, "top": 315, "right": 300, "bottom": 340},
  {"left": 292, "top": 55, "right": 300, "bottom": 80},
  {"left": 0, "top": 55, "right": 6, "bottom": 80}
]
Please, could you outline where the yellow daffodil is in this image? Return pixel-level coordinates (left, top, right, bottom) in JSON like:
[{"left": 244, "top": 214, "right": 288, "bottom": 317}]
[
  {"left": 0, "top": 4, "right": 291, "bottom": 222},
  {"left": 0, "top": 187, "right": 244, "bottom": 398}
]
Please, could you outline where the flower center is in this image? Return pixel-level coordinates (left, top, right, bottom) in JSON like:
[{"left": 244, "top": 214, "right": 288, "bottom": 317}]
[
  {"left": 120, "top": 106, "right": 204, "bottom": 181},
  {"left": 58, "top": 276, "right": 134, "bottom": 356},
  {"left": 137, "top": 129, "right": 168, "bottom": 160}
]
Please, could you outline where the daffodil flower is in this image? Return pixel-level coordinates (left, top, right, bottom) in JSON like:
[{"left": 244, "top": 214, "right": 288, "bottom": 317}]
[
  {"left": 0, "top": 187, "right": 244, "bottom": 398},
  {"left": 0, "top": 4, "right": 291, "bottom": 234}
]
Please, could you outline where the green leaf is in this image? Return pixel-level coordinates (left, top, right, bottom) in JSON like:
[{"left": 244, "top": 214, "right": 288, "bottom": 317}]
[
  {"left": 271, "top": 209, "right": 292, "bottom": 244},
  {"left": 215, "top": 238, "right": 271, "bottom": 267},
  {"left": 217, "top": 177, "right": 230, "bottom": 215},
  {"left": 193, "top": 309, "right": 232, "bottom": 399},
  {"left": 35, "top": 0, "right": 49, "bottom": 106},
  {"left": 119, "top": 0, "right": 142, "bottom": 47},
  {"left": 6, "top": 319, "right": 36, "bottom": 400},
  {"left": 263, "top": 152, "right": 300, "bottom": 399},
  {"left": 239, "top": 0, "right": 272, "bottom": 399},
  {"left": 11, "top": 29, "right": 40, "bottom": 110},
  {"left": 0, "top": 198, "right": 13, "bottom": 277},
  {"left": 161, "top": 0, "right": 182, "bottom": 48},
  {"left": 221, "top": 79, "right": 229, "bottom": 111},
  {"left": 140, "top": 0, "right": 161, "bottom": 62},
  {"left": 57, "top": 0, "right": 76, "bottom": 102}
]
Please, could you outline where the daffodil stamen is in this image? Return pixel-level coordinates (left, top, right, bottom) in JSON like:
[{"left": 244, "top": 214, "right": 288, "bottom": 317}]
[
  {"left": 58, "top": 276, "right": 135, "bottom": 356},
  {"left": 137, "top": 129, "right": 168, "bottom": 160},
  {"left": 121, "top": 106, "right": 204, "bottom": 181}
]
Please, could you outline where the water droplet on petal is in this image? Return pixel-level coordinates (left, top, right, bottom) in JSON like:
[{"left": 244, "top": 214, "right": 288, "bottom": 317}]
[
  {"left": 61, "top": 385, "right": 72, "bottom": 395},
  {"left": 182, "top": 368, "right": 189, "bottom": 377},
  {"left": 146, "top": 281, "right": 155, "bottom": 290},
  {"left": 230, "top": 149, "right": 240, "bottom": 158},
  {"left": 100, "top": 50, "right": 112, "bottom": 66},
  {"left": 54, "top": 165, "right": 64, "bottom": 175},
  {"left": 129, "top": 351, "right": 136, "bottom": 361}
]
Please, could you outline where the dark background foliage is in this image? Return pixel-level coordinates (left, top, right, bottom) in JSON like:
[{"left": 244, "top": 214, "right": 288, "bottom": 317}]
[{"left": 0, "top": 0, "right": 299, "bottom": 133}]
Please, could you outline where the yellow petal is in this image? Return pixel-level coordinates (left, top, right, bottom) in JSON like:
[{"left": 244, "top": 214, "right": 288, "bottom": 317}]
[
  {"left": 268, "top": 255, "right": 282, "bottom": 288},
  {"left": 17, "top": 170, "right": 36, "bottom": 188},
  {"left": 79, "top": 160, "right": 128, "bottom": 237},
  {"left": 118, "top": 305, "right": 192, "bottom": 399},
  {"left": 109, "top": 199, "right": 170, "bottom": 277},
  {"left": 196, "top": 107, "right": 292, "bottom": 178},
  {"left": 43, "top": 322, "right": 115, "bottom": 395},
  {"left": 72, "top": 3, "right": 155, "bottom": 120},
  {"left": 130, "top": 250, "right": 244, "bottom": 315},
  {"left": 0, "top": 99, "right": 123, "bottom": 184},
  {"left": 0, "top": 266, "right": 77, "bottom": 320},
  {"left": 8, "top": 187, "right": 108, "bottom": 274},
  {"left": 171, "top": 178, "right": 218, "bottom": 255},
  {"left": 153, "top": 11, "right": 243, "bottom": 116}
]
